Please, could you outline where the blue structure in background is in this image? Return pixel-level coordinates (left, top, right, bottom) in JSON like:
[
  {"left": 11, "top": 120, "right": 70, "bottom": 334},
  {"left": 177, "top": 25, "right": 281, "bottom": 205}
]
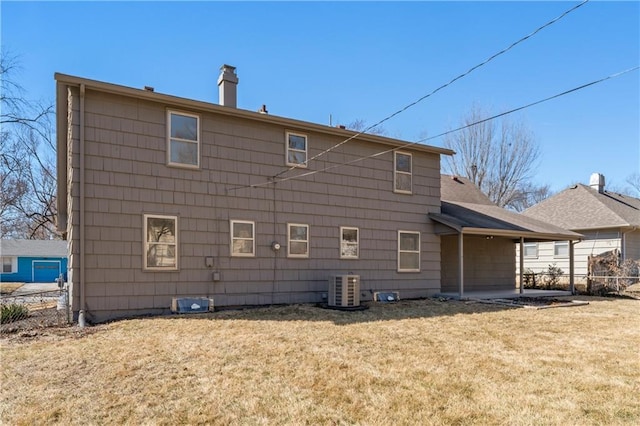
[{"left": 1, "top": 240, "right": 68, "bottom": 283}]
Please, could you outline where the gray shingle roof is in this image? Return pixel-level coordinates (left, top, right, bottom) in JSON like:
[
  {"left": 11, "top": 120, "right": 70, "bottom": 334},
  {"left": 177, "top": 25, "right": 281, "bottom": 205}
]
[
  {"left": 523, "top": 184, "right": 640, "bottom": 230},
  {"left": 0, "top": 240, "right": 68, "bottom": 257},
  {"left": 430, "top": 175, "right": 581, "bottom": 241}
]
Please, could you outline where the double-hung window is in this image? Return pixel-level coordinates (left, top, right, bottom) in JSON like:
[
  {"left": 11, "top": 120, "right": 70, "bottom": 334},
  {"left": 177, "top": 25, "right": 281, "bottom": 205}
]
[
  {"left": 144, "top": 214, "right": 178, "bottom": 270},
  {"left": 340, "top": 227, "right": 359, "bottom": 259},
  {"left": 394, "top": 152, "right": 412, "bottom": 193},
  {"left": 288, "top": 224, "right": 309, "bottom": 258},
  {"left": 398, "top": 231, "right": 420, "bottom": 272},
  {"left": 286, "top": 132, "right": 307, "bottom": 167},
  {"left": 168, "top": 110, "right": 200, "bottom": 168},
  {"left": 231, "top": 220, "right": 255, "bottom": 257},
  {"left": 523, "top": 242, "right": 538, "bottom": 258},
  {"left": 2, "top": 257, "right": 16, "bottom": 273},
  {"left": 554, "top": 241, "right": 569, "bottom": 258}
]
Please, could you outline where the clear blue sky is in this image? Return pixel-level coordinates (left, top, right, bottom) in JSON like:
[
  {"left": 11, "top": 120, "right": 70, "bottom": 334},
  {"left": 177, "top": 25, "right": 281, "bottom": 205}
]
[{"left": 2, "top": 1, "right": 638, "bottom": 193}]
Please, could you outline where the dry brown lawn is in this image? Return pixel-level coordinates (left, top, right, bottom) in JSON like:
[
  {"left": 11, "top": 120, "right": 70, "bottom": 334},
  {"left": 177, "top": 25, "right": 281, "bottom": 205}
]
[
  {"left": 1, "top": 296, "right": 639, "bottom": 425},
  {"left": 0, "top": 283, "right": 23, "bottom": 295}
]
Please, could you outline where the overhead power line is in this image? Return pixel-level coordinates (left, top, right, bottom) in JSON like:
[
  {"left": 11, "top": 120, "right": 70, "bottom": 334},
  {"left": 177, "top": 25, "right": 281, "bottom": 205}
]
[
  {"left": 270, "top": 0, "right": 590, "bottom": 180},
  {"left": 227, "top": 66, "right": 638, "bottom": 191}
]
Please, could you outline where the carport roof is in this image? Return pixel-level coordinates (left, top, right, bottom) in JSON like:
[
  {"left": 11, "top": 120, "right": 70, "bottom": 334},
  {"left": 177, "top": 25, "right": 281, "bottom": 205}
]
[
  {"left": 0, "top": 240, "right": 68, "bottom": 257},
  {"left": 430, "top": 176, "right": 582, "bottom": 241}
]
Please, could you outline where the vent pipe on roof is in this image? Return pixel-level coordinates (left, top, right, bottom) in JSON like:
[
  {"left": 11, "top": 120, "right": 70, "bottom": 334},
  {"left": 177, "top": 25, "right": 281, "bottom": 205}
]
[
  {"left": 589, "top": 173, "right": 605, "bottom": 193},
  {"left": 218, "top": 64, "right": 238, "bottom": 108}
]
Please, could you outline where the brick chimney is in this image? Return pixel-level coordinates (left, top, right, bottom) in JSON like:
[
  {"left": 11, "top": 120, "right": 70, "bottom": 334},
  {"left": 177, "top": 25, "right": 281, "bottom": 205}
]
[
  {"left": 589, "top": 173, "right": 605, "bottom": 193},
  {"left": 217, "top": 64, "right": 238, "bottom": 108}
]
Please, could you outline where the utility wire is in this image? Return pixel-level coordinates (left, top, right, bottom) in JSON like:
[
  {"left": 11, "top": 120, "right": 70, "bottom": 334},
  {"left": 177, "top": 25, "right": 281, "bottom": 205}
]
[
  {"left": 270, "top": 0, "right": 590, "bottom": 180},
  {"left": 227, "top": 66, "right": 638, "bottom": 191}
]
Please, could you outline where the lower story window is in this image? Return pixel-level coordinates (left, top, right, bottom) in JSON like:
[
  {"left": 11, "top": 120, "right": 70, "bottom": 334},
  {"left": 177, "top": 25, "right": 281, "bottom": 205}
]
[
  {"left": 340, "top": 227, "right": 359, "bottom": 259},
  {"left": 144, "top": 214, "right": 178, "bottom": 270},
  {"left": 288, "top": 223, "right": 309, "bottom": 258},
  {"left": 554, "top": 241, "right": 569, "bottom": 258},
  {"left": 231, "top": 220, "right": 255, "bottom": 257},
  {"left": 398, "top": 231, "right": 420, "bottom": 272},
  {"left": 2, "top": 257, "right": 16, "bottom": 273}
]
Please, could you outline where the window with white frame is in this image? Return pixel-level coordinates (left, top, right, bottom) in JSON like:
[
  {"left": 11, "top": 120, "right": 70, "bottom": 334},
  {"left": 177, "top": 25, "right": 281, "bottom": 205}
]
[
  {"left": 394, "top": 152, "right": 412, "bottom": 193},
  {"left": 398, "top": 231, "right": 420, "bottom": 272},
  {"left": 168, "top": 110, "right": 199, "bottom": 168},
  {"left": 523, "top": 242, "right": 538, "bottom": 258},
  {"left": 2, "top": 257, "right": 16, "bottom": 273},
  {"left": 288, "top": 223, "right": 309, "bottom": 258},
  {"left": 144, "top": 214, "right": 178, "bottom": 270},
  {"left": 286, "top": 132, "right": 307, "bottom": 167},
  {"left": 554, "top": 241, "right": 569, "bottom": 258},
  {"left": 340, "top": 227, "right": 359, "bottom": 259},
  {"left": 231, "top": 220, "right": 255, "bottom": 257}
]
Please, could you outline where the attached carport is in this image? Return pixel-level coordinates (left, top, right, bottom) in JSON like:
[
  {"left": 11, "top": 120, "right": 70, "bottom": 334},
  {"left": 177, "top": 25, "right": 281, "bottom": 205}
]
[{"left": 430, "top": 176, "right": 583, "bottom": 298}]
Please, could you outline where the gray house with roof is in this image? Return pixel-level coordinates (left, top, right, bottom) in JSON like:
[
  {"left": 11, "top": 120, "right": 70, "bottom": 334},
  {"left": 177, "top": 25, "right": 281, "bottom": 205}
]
[
  {"left": 55, "top": 66, "right": 457, "bottom": 323},
  {"left": 429, "top": 175, "right": 581, "bottom": 296},
  {"left": 521, "top": 173, "right": 640, "bottom": 282}
]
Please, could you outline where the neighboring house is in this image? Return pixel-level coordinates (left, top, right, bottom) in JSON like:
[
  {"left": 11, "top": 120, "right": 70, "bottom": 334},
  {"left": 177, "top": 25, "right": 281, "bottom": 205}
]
[
  {"left": 55, "top": 67, "right": 456, "bottom": 322},
  {"left": 429, "top": 175, "right": 581, "bottom": 296},
  {"left": 0, "top": 240, "right": 68, "bottom": 283},
  {"left": 521, "top": 173, "right": 640, "bottom": 282}
]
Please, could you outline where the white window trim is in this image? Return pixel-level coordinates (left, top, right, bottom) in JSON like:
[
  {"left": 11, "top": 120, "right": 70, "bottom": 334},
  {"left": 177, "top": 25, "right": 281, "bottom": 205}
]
[
  {"left": 167, "top": 110, "right": 200, "bottom": 169},
  {"left": 340, "top": 226, "right": 359, "bottom": 259},
  {"left": 523, "top": 242, "right": 538, "bottom": 258},
  {"left": 285, "top": 131, "right": 308, "bottom": 168},
  {"left": 554, "top": 241, "right": 569, "bottom": 258},
  {"left": 394, "top": 151, "right": 412, "bottom": 194},
  {"left": 143, "top": 214, "right": 179, "bottom": 271},
  {"left": 398, "top": 230, "right": 421, "bottom": 272},
  {"left": 231, "top": 220, "right": 256, "bottom": 257},
  {"left": 287, "top": 223, "right": 309, "bottom": 258},
  {"left": 1, "top": 257, "right": 17, "bottom": 274}
]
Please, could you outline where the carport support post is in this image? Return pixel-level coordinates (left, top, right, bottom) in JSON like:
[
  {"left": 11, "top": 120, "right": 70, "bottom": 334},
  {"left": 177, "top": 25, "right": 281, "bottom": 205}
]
[
  {"left": 458, "top": 232, "right": 464, "bottom": 298},
  {"left": 569, "top": 240, "right": 575, "bottom": 294},
  {"left": 519, "top": 237, "right": 524, "bottom": 294}
]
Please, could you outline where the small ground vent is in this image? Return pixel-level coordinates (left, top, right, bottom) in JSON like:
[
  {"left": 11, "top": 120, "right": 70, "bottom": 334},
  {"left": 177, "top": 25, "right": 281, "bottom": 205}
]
[
  {"left": 171, "top": 297, "right": 214, "bottom": 314},
  {"left": 374, "top": 292, "right": 400, "bottom": 303}
]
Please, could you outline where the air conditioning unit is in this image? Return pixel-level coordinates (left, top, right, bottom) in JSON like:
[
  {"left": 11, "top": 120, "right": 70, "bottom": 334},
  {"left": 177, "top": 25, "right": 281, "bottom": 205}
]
[
  {"left": 171, "top": 297, "right": 214, "bottom": 314},
  {"left": 328, "top": 275, "right": 360, "bottom": 307}
]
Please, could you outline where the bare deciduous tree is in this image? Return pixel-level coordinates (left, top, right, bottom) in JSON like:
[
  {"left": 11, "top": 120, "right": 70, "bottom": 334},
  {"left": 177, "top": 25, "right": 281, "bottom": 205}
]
[
  {"left": 0, "top": 50, "right": 57, "bottom": 239},
  {"left": 443, "top": 104, "right": 547, "bottom": 210},
  {"left": 347, "top": 119, "right": 387, "bottom": 136},
  {"left": 625, "top": 172, "right": 640, "bottom": 197}
]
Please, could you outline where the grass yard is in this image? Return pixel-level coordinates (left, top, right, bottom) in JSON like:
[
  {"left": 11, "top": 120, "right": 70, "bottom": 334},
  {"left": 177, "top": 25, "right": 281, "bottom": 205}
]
[
  {"left": 1, "top": 296, "right": 638, "bottom": 425},
  {"left": 0, "top": 283, "right": 23, "bottom": 295}
]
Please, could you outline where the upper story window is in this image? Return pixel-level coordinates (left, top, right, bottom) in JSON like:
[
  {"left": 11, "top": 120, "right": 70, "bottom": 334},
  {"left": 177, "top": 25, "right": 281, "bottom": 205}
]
[
  {"left": 168, "top": 110, "right": 200, "bottom": 168},
  {"left": 523, "top": 242, "right": 538, "bottom": 258},
  {"left": 398, "top": 231, "right": 420, "bottom": 272},
  {"left": 340, "top": 227, "right": 359, "bottom": 259},
  {"left": 144, "top": 214, "right": 178, "bottom": 270},
  {"left": 2, "top": 257, "right": 16, "bottom": 273},
  {"left": 554, "top": 241, "right": 569, "bottom": 258},
  {"left": 286, "top": 131, "right": 307, "bottom": 167},
  {"left": 288, "top": 223, "right": 309, "bottom": 258},
  {"left": 394, "top": 152, "right": 412, "bottom": 194},
  {"left": 231, "top": 220, "right": 255, "bottom": 257}
]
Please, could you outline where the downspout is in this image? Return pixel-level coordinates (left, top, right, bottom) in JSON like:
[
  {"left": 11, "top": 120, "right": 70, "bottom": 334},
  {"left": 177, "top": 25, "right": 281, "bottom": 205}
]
[
  {"left": 458, "top": 232, "right": 464, "bottom": 298},
  {"left": 78, "top": 84, "right": 86, "bottom": 327},
  {"left": 569, "top": 240, "right": 575, "bottom": 294},
  {"left": 519, "top": 237, "right": 524, "bottom": 294}
]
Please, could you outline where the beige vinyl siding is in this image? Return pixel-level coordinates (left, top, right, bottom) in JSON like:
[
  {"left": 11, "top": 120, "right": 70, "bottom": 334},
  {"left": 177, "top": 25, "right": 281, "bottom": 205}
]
[
  {"left": 518, "top": 229, "right": 624, "bottom": 281},
  {"left": 68, "top": 90, "right": 443, "bottom": 321},
  {"left": 441, "top": 235, "right": 516, "bottom": 292}
]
